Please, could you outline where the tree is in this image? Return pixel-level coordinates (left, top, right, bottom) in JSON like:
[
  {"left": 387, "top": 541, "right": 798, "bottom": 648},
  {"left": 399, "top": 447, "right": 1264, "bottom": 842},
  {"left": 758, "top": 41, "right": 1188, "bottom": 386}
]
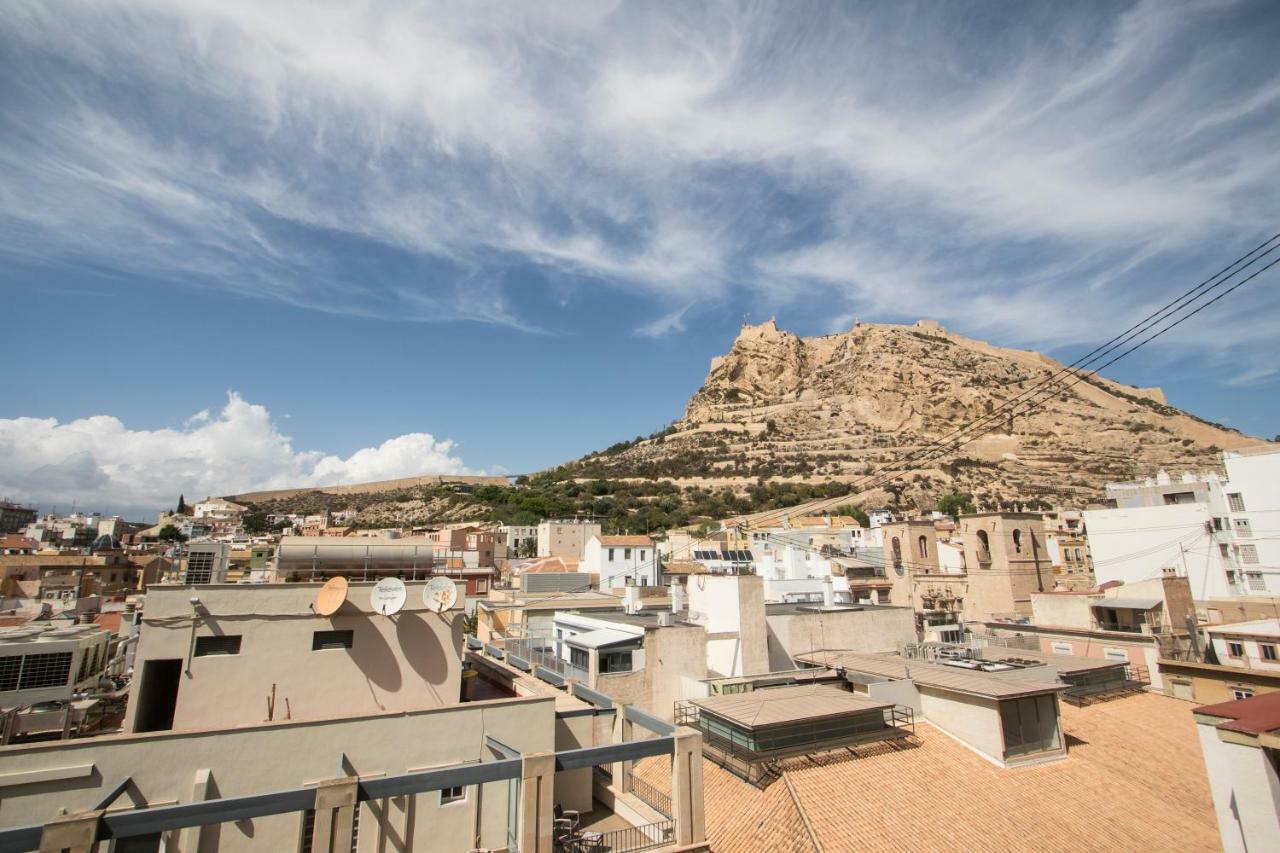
[
  {"left": 834, "top": 504, "right": 871, "bottom": 528},
  {"left": 937, "top": 490, "right": 975, "bottom": 520},
  {"left": 157, "top": 524, "right": 187, "bottom": 543},
  {"left": 518, "top": 538, "right": 538, "bottom": 558},
  {"left": 176, "top": 494, "right": 187, "bottom": 515}
]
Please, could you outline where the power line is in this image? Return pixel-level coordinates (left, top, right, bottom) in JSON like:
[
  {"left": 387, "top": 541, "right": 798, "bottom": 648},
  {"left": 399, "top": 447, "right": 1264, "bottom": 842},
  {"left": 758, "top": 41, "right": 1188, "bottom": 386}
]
[{"left": 742, "top": 237, "right": 1280, "bottom": 529}]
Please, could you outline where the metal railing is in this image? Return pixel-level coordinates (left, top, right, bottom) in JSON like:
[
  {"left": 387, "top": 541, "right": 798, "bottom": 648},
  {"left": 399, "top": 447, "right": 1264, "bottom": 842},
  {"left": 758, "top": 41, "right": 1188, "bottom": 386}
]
[
  {"left": 593, "top": 819, "right": 675, "bottom": 852},
  {"left": 0, "top": 736, "right": 679, "bottom": 853},
  {"left": 625, "top": 771, "right": 672, "bottom": 818},
  {"left": 1094, "top": 621, "right": 1157, "bottom": 635}
]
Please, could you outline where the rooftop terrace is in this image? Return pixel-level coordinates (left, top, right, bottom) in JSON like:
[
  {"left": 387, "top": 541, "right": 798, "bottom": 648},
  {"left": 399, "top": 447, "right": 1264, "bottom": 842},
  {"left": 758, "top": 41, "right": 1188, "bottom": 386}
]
[{"left": 634, "top": 692, "right": 1219, "bottom": 852}]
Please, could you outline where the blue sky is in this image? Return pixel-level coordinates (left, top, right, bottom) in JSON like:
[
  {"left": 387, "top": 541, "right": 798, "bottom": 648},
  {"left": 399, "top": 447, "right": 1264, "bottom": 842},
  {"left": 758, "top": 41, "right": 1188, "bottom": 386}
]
[{"left": 2, "top": 0, "right": 1279, "bottom": 517}]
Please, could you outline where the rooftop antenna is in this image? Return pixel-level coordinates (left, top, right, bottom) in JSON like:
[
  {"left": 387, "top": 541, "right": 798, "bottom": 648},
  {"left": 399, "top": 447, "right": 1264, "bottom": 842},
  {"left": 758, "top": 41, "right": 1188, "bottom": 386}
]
[
  {"left": 371, "top": 577, "right": 407, "bottom": 617},
  {"left": 423, "top": 577, "right": 458, "bottom": 613}
]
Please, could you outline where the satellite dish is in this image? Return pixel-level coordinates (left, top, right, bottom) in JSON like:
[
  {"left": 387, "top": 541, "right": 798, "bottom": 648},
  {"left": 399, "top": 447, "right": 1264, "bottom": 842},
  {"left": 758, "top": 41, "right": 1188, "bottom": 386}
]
[
  {"left": 315, "top": 576, "right": 348, "bottom": 617},
  {"left": 371, "top": 577, "right": 407, "bottom": 616},
  {"left": 423, "top": 577, "right": 458, "bottom": 612}
]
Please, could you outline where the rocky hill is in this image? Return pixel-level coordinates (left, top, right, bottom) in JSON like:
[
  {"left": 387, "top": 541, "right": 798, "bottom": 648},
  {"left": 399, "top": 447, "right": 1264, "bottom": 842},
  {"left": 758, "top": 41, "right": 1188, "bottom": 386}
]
[{"left": 564, "top": 319, "right": 1264, "bottom": 511}]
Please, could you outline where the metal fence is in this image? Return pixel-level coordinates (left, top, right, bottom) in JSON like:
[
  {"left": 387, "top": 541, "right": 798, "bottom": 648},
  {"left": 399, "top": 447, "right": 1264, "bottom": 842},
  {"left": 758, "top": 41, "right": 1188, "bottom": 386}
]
[
  {"left": 505, "top": 634, "right": 589, "bottom": 683},
  {"left": 624, "top": 771, "right": 672, "bottom": 818},
  {"left": 556, "top": 819, "right": 674, "bottom": 852}
]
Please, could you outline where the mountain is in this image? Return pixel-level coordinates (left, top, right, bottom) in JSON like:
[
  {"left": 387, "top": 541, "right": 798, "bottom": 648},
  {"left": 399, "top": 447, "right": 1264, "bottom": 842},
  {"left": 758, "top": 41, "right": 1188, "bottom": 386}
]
[{"left": 563, "top": 319, "right": 1265, "bottom": 511}]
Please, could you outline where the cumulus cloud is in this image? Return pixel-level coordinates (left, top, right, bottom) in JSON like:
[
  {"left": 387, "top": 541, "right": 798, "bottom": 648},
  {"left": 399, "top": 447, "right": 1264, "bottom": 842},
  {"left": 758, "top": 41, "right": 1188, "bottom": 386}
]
[
  {"left": 0, "top": 393, "right": 484, "bottom": 518},
  {"left": 0, "top": 0, "right": 1278, "bottom": 355}
]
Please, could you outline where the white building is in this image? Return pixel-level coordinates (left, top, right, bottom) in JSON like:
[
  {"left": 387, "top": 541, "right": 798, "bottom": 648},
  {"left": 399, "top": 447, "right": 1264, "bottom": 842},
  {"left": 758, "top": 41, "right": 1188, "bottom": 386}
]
[
  {"left": 1084, "top": 503, "right": 1234, "bottom": 599},
  {"left": 1205, "top": 620, "right": 1280, "bottom": 673},
  {"left": 192, "top": 497, "right": 247, "bottom": 522},
  {"left": 1194, "top": 692, "right": 1280, "bottom": 853},
  {"left": 580, "top": 535, "right": 658, "bottom": 587},
  {"left": 1221, "top": 446, "right": 1280, "bottom": 595}
]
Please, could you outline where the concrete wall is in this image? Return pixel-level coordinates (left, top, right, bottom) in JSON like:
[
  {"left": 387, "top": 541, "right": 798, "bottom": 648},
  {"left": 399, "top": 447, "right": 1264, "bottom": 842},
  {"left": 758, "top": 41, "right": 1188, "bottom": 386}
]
[
  {"left": 125, "top": 582, "right": 463, "bottom": 732},
  {"left": 0, "top": 695, "right": 556, "bottom": 852},
  {"left": 1085, "top": 504, "right": 1229, "bottom": 599},
  {"left": 1195, "top": 723, "right": 1280, "bottom": 853},
  {"left": 687, "top": 575, "right": 769, "bottom": 677},
  {"left": 1031, "top": 593, "right": 1095, "bottom": 630},
  {"left": 765, "top": 607, "right": 915, "bottom": 666},
  {"left": 918, "top": 689, "right": 1005, "bottom": 764}
]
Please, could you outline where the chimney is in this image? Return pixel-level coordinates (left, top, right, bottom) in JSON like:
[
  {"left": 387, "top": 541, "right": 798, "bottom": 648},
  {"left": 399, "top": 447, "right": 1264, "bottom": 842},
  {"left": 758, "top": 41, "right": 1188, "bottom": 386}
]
[
  {"left": 823, "top": 575, "right": 835, "bottom": 608},
  {"left": 623, "top": 586, "right": 641, "bottom": 614}
]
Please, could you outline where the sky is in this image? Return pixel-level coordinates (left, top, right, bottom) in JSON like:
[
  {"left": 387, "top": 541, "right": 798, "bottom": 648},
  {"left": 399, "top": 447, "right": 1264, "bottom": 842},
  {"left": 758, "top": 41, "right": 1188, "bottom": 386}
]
[{"left": 2, "top": 0, "right": 1280, "bottom": 519}]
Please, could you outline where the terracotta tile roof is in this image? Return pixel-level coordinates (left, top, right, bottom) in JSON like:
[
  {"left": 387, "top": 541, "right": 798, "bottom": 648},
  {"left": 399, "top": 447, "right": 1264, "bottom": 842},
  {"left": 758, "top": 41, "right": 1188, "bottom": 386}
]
[
  {"left": 638, "top": 693, "right": 1218, "bottom": 852},
  {"left": 1195, "top": 690, "right": 1280, "bottom": 735},
  {"left": 0, "top": 535, "right": 38, "bottom": 551},
  {"left": 517, "top": 556, "right": 580, "bottom": 574},
  {"left": 661, "top": 560, "right": 709, "bottom": 575},
  {"left": 94, "top": 612, "right": 123, "bottom": 635},
  {"left": 597, "top": 535, "right": 654, "bottom": 547}
]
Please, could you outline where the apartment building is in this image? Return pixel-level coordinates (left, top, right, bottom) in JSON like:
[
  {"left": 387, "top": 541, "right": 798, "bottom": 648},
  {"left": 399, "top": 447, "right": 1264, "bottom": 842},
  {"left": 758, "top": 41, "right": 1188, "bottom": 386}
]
[
  {"left": 537, "top": 518, "right": 602, "bottom": 559},
  {"left": 1193, "top": 692, "right": 1280, "bottom": 853},
  {"left": 1159, "top": 619, "right": 1280, "bottom": 704},
  {"left": 581, "top": 535, "right": 658, "bottom": 587}
]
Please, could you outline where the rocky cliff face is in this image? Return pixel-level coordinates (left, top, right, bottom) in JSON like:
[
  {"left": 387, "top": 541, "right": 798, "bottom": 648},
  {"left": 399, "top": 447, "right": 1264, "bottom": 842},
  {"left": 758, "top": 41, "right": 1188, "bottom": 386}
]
[{"left": 574, "top": 319, "right": 1263, "bottom": 509}]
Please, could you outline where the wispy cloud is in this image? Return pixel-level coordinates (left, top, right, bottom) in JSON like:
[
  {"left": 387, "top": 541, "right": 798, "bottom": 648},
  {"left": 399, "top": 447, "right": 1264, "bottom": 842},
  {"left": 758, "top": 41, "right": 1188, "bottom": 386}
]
[{"left": 1, "top": 0, "right": 1278, "bottom": 349}]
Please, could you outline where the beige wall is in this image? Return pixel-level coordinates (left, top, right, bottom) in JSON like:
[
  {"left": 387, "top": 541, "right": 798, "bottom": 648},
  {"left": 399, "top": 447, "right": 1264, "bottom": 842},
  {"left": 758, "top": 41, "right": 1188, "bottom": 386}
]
[
  {"left": 766, "top": 607, "right": 916, "bottom": 665},
  {"left": 0, "top": 695, "right": 555, "bottom": 852},
  {"left": 537, "top": 522, "right": 601, "bottom": 559},
  {"left": 125, "top": 581, "right": 464, "bottom": 732},
  {"left": 960, "top": 514, "right": 1050, "bottom": 620}
]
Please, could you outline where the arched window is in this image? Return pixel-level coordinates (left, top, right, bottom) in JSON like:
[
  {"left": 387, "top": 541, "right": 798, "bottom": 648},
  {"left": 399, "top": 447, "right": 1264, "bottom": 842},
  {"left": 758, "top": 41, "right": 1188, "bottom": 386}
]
[
  {"left": 918, "top": 535, "right": 929, "bottom": 558},
  {"left": 1012, "top": 528, "right": 1023, "bottom": 554},
  {"left": 977, "top": 530, "right": 990, "bottom": 551},
  {"left": 891, "top": 536, "right": 903, "bottom": 575}
]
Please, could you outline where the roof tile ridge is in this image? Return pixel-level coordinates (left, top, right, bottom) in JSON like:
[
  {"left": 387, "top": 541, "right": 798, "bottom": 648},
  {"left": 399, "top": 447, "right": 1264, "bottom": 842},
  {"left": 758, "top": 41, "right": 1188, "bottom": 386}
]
[{"left": 781, "top": 771, "right": 824, "bottom": 853}]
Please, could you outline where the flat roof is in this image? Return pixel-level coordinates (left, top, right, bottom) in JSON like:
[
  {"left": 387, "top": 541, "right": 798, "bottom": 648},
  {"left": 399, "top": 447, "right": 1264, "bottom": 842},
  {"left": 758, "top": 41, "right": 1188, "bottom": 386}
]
[
  {"left": 1091, "top": 596, "right": 1161, "bottom": 610},
  {"left": 563, "top": 628, "right": 639, "bottom": 650},
  {"left": 1205, "top": 618, "right": 1280, "bottom": 639},
  {"left": 979, "top": 648, "right": 1126, "bottom": 676},
  {"left": 796, "top": 650, "right": 1064, "bottom": 700},
  {"left": 1195, "top": 691, "right": 1280, "bottom": 735},
  {"left": 693, "top": 685, "right": 892, "bottom": 729}
]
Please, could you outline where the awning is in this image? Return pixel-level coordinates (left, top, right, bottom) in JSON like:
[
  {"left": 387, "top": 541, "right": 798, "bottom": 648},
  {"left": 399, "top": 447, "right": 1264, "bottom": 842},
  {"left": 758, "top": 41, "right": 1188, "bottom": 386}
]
[
  {"left": 1091, "top": 597, "right": 1161, "bottom": 611},
  {"left": 563, "top": 628, "right": 640, "bottom": 650}
]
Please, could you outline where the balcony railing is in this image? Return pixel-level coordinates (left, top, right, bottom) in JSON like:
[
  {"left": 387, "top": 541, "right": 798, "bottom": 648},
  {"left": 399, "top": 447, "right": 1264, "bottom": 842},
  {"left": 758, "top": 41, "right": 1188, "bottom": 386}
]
[{"left": 1095, "top": 621, "right": 1160, "bottom": 635}]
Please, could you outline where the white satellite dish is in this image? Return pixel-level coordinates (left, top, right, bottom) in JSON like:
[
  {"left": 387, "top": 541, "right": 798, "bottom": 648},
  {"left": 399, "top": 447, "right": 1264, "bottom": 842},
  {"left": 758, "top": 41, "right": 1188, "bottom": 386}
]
[
  {"left": 423, "top": 577, "right": 458, "bottom": 613},
  {"left": 371, "top": 577, "right": 407, "bottom": 616}
]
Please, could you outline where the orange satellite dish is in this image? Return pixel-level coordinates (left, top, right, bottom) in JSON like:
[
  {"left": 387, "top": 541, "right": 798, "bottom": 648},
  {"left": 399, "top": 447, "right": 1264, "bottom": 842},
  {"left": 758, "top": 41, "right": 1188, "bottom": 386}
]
[{"left": 315, "top": 576, "right": 349, "bottom": 617}]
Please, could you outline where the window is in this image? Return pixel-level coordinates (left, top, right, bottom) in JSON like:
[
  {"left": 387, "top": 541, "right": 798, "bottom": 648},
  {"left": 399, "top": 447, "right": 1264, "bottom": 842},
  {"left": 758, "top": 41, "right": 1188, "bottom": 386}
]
[
  {"left": 607, "top": 548, "right": 615, "bottom": 561},
  {"left": 1234, "top": 518, "right": 1252, "bottom": 537},
  {"left": 1220, "top": 543, "right": 1232, "bottom": 561},
  {"left": 600, "top": 650, "right": 633, "bottom": 673},
  {"left": 640, "top": 550, "right": 646, "bottom": 561},
  {"left": 1247, "top": 572, "right": 1265, "bottom": 592},
  {"left": 1074, "top": 548, "right": 1083, "bottom": 562},
  {"left": 440, "top": 785, "right": 466, "bottom": 805},
  {"left": 624, "top": 548, "right": 632, "bottom": 560},
  {"left": 194, "top": 635, "right": 242, "bottom": 657},
  {"left": 1231, "top": 687, "right": 1254, "bottom": 701},
  {"left": 17, "top": 652, "right": 73, "bottom": 689},
  {"left": 570, "top": 647, "right": 589, "bottom": 671},
  {"left": 917, "top": 535, "right": 928, "bottom": 558},
  {"left": 1213, "top": 517, "right": 1224, "bottom": 531},
  {"left": 1261, "top": 644, "right": 1277, "bottom": 661},
  {"left": 1228, "top": 641, "right": 1245, "bottom": 658},
  {"left": 1240, "top": 545, "right": 1259, "bottom": 564},
  {"left": 1051, "top": 642, "right": 1073, "bottom": 655},
  {"left": 999, "top": 694, "right": 1060, "bottom": 757},
  {"left": 1012, "top": 529, "right": 1023, "bottom": 554},
  {"left": 1103, "top": 648, "right": 1128, "bottom": 662},
  {"left": 312, "top": 630, "right": 354, "bottom": 651},
  {"left": 1226, "top": 570, "right": 1237, "bottom": 585},
  {"left": 1228, "top": 493, "right": 1246, "bottom": 512}
]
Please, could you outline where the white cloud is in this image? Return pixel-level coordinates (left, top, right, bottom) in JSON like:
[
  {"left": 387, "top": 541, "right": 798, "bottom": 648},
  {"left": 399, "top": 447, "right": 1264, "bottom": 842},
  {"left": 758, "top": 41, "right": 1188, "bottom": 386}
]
[{"left": 0, "top": 393, "right": 485, "bottom": 518}]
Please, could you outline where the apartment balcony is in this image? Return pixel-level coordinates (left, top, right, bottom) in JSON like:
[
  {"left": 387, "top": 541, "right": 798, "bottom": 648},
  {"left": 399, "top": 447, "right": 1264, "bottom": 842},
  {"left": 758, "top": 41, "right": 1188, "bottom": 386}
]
[
  {"left": 975, "top": 548, "right": 992, "bottom": 565},
  {"left": 1094, "top": 620, "right": 1162, "bottom": 635}
]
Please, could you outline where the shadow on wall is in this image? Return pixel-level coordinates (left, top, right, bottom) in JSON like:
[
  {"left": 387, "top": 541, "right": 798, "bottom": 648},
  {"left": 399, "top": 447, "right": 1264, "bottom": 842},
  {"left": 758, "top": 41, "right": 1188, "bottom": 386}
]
[
  {"left": 395, "top": 611, "right": 462, "bottom": 693},
  {"left": 347, "top": 612, "right": 402, "bottom": 694}
]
